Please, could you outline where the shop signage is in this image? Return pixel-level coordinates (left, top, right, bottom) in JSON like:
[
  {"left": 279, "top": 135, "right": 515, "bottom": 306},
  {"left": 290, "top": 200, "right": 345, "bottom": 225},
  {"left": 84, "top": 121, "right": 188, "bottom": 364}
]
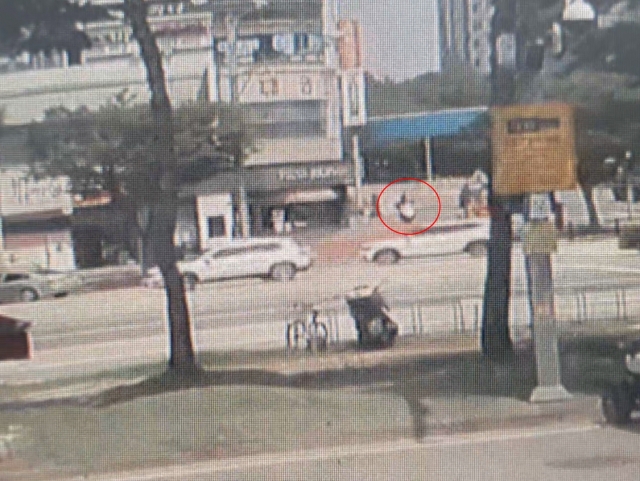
[
  {"left": 0, "top": 172, "right": 73, "bottom": 217},
  {"left": 182, "top": 162, "right": 355, "bottom": 197},
  {"left": 276, "top": 164, "right": 351, "bottom": 183},
  {"left": 235, "top": 71, "right": 330, "bottom": 103},
  {"left": 245, "top": 162, "right": 354, "bottom": 191}
]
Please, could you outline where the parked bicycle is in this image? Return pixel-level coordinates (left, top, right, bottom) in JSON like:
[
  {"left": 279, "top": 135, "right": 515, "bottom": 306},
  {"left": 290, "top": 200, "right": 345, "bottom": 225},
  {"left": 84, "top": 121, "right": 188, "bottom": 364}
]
[
  {"left": 286, "top": 302, "right": 330, "bottom": 352},
  {"left": 286, "top": 282, "right": 398, "bottom": 352}
]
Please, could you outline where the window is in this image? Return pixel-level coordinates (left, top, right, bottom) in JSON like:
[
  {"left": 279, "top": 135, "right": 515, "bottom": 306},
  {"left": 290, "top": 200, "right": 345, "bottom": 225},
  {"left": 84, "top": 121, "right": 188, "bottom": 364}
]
[
  {"left": 4, "top": 274, "right": 28, "bottom": 282},
  {"left": 249, "top": 243, "right": 282, "bottom": 253},
  {"left": 207, "top": 216, "right": 226, "bottom": 238},
  {"left": 213, "top": 247, "right": 249, "bottom": 258}
]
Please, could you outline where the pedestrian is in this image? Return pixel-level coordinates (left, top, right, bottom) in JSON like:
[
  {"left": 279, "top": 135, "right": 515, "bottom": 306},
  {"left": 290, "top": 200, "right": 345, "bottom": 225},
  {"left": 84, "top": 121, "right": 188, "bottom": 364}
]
[{"left": 396, "top": 193, "right": 416, "bottom": 223}]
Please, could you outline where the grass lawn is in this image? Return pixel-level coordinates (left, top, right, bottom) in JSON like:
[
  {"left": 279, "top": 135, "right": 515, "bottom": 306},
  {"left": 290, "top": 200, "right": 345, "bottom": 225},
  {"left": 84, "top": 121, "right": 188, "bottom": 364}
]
[
  {"left": 0, "top": 385, "right": 411, "bottom": 478},
  {"left": 0, "top": 329, "right": 637, "bottom": 478}
]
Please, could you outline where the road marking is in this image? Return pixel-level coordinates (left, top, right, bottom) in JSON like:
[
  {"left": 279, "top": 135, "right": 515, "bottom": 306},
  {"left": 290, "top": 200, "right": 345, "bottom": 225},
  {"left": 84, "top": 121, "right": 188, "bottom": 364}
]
[{"left": 66, "top": 424, "right": 600, "bottom": 481}]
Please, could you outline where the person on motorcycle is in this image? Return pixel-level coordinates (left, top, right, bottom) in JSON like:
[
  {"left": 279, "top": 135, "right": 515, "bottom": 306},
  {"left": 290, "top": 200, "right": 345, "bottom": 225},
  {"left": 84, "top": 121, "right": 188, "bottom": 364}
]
[{"left": 396, "top": 193, "right": 416, "bottom": 223}]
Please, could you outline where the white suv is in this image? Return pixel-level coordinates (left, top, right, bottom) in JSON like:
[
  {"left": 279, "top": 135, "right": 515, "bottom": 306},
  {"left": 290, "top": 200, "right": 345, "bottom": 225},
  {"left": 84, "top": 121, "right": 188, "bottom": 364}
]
[
  {"left": 360, "top": 220, "right": 490, "bottom": 264},
  {"left": 143, "top": 237, "right": 313, "bottom": 288}
]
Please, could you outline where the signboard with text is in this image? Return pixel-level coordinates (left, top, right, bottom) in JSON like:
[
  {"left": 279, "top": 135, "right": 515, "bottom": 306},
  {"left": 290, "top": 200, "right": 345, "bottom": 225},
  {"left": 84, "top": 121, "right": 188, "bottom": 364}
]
[
  {"left": 235, "top": 70, "right": 332, "bottom": 103},
  {"left": 0, "top": 171, "right": 73, "bottom": 217},
  {"left": 245, "top": 162, "right": 354, "bottom": 191},
  {"left": 492, "top": 103, "right": 578, "bottom": 195}
]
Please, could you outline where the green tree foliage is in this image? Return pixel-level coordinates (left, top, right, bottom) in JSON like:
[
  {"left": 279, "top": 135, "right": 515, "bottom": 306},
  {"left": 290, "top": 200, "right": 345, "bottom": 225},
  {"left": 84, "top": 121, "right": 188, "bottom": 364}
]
[
  {"left": 365, "top": 62, "right": 491, "bottom": 116},
  {"left": 27, "top": 98, "right": 246, "bottom": 200},
  {"left": 0, "top": 0, "right": 107, "bottom": 55}
]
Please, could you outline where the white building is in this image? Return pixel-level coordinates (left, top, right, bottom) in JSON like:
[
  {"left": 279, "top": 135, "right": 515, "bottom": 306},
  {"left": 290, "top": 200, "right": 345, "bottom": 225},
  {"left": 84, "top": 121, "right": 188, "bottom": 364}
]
[
  {"left": 0, "top": 169, "right": 76, "bottom": 270},
  {"left": 438, "top": 0, "right": 493, "bottom": 75}
]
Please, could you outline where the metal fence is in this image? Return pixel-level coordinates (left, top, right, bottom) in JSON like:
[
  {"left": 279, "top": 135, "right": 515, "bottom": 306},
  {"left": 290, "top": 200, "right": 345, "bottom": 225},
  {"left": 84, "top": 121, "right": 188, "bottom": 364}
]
[{"left": 286, "top": 285, "right": 640, "bottom": 349}]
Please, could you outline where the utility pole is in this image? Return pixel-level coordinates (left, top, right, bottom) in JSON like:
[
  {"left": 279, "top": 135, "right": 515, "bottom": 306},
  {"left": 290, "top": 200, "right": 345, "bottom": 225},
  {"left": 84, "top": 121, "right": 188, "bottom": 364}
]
[
  {"left": 352, "top": 134, "right": 363, "bottom": 212},
  {"left": 225, "top": 13, "right": 251, "bottom": 238},
  {"left": 481, "top": 0, "right": 518, "bottom": 358},
  {"left": 625, "top": 150, "right": 634, "bottom": 221}
]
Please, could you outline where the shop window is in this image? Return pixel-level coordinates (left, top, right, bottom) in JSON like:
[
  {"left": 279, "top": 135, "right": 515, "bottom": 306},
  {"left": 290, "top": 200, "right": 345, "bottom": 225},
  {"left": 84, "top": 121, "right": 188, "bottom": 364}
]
[{"left": 207, "top": 216, "right": 226, "bottom": 238}]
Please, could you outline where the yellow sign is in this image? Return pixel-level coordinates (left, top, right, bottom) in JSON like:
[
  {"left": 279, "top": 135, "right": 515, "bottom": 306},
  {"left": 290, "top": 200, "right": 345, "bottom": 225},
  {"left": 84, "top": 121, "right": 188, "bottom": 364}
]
[
  {"left": 523, "top": 222, "right": 558, "bottom": 255},
  {"left": 492, "top": 103, "right": 578, "bottom": 196}
]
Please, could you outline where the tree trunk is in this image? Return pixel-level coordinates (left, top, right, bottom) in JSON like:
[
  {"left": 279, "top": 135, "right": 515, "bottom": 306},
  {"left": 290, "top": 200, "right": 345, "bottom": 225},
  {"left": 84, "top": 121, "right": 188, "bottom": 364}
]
[
  {"left": 125, "top": 0, "right": 197, "bottom": 371},
  {"left": 481, "top": 195, "right": 514, "bottom": 359},
  {"left": 481, "top": 0, "right": 517, "bottom": 359}
]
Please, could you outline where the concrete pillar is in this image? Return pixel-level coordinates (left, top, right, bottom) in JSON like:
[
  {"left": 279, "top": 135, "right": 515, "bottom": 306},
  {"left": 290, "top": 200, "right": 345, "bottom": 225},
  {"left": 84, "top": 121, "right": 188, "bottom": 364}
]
[{"left": 524, "top": 223, "right": 572, "bottom": 403}]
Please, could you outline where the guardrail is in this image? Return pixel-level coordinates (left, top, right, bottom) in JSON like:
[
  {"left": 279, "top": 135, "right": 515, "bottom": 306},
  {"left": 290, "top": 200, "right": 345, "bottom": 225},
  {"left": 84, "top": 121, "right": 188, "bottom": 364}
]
[{"left": 285, "top": 285, "right": 640, "bottom": 350}]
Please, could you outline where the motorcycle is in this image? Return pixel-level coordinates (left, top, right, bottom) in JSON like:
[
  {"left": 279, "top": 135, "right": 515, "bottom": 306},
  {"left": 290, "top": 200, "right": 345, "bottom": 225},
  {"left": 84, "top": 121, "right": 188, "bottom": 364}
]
[
  {"left": 601, "top": 338, "right": 640, "bottom": 424},
  {"left": 345, "top": 285, "right": 399, "bottom": 349}
]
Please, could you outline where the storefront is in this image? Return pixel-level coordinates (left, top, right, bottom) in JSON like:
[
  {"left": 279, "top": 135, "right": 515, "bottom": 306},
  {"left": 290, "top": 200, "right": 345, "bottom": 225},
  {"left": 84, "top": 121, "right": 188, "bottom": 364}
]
[
  {"left": 0, "top": 170, "right": 76, "bottom": 270},
  {"left": 244, "top": 162, "right": 352, "bottom": 235},
  {"left": 182, "top": 161, "right": 354, "bottom": 243},
  {"left": 2, "top": 211, "right": 75, "bottom": 270}
]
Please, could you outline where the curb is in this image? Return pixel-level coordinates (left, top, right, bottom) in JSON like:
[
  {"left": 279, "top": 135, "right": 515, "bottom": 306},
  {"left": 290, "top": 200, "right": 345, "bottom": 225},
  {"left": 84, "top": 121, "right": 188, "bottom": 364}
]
[{"left": 421, "top": 395, "right": 602, "bottom": 436}]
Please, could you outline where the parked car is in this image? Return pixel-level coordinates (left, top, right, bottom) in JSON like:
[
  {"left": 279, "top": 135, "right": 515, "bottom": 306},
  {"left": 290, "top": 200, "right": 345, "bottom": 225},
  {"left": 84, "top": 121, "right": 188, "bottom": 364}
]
[
  {"left": 0, "top": 269, "right": 85, "bottom": 303},
  {"left": 359, "top": 220, "right": 490, "bottom": 264},
  {"left": 142, "top": 237, "right": 314, "bottom": 288}
]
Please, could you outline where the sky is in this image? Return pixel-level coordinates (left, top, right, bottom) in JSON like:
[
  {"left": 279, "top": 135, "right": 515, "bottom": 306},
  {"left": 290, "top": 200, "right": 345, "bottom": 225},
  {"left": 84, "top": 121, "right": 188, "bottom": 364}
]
[{"left": 339, "top": 0, "right": 441, "bottom": 81}]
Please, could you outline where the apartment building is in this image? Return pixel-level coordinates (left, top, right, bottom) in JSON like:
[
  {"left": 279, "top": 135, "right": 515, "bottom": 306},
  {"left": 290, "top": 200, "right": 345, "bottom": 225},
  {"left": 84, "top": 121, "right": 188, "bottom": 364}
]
[{"left": 438, "top": 0, "right": 493, "bottom": 75}]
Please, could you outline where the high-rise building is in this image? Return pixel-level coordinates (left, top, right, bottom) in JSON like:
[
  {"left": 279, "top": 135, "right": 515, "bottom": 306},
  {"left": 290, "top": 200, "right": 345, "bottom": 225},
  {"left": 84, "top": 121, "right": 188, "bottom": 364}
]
[{"left": 438, "top": 0, "right": 493, "bottom": 74}]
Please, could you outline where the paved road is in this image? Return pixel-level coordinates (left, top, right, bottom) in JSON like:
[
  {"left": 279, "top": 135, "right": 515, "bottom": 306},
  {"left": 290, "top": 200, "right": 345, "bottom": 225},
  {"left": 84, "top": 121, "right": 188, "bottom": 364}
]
[
  {"left": 51, "top": 424, "right": 640, "bottom": 481},
  {"left": 1, "top": 239, "right": 639, "bottom": 353}
]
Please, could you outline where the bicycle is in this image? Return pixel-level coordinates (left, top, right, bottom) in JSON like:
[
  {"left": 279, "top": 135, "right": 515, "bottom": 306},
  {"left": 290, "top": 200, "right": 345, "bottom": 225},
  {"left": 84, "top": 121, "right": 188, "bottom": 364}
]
[{"left": 286, "top": 302, "right": 329, "bottom": 352}]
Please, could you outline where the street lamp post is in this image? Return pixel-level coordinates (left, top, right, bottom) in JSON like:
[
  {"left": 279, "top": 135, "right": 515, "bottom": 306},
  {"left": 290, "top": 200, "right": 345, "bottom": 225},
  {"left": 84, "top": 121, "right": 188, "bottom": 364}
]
[
  {"left": 625, "top": 150, "right": 634, "bottom": 221},
  {"left": 225, "top": 13, "right": 251, "bottom": 238}
]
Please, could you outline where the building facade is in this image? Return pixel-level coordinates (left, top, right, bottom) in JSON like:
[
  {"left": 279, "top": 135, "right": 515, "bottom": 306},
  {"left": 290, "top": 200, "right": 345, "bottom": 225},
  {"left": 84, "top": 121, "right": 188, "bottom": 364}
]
[
  {"left": 438, "top": 0, "right": 493, "bottom": 75},
  {"left": 0, "top": 169, "right": 76, "bottom": 270},
  {"left": 0, "top": 0, "right": 366, "bottom": 260}
]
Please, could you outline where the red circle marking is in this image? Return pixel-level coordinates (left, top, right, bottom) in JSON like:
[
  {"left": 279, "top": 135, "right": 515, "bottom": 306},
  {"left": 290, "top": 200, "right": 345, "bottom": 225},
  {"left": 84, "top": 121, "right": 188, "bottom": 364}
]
[{"left": 376, "top": 178, "right": 442, "bottom": 236}]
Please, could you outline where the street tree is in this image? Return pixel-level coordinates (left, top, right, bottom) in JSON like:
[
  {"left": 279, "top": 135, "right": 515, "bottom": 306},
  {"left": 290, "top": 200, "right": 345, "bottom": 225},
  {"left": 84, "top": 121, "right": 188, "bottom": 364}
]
[
  {"left": 0, "top": 0, "right": 106, "bottom": 61},
  {"left": 1, "top": 0, "right": 245, "bottom": 372},
  {"left": 27, "top": 99, "right": 245, "bottom": 269}
]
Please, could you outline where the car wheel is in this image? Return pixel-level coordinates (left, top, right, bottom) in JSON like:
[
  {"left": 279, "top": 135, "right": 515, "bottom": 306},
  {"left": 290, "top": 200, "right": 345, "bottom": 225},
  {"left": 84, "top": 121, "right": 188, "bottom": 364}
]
[
  {"left": 20, "top": 288, "right": 39, "bottom": 302},
  {"left": 601, "top": 384, "right": 633, "bottom": 425},
  {"left": 271, "top": 262, "right": 296, "bottom": 282},
  {"left": 183, "top": 273, "right": 198, "bottom": 291},
  {"left": 374, "top": 249, "right": 400, "bottom": 265},
  {"left": 466, "top": 241, "right": 488, "bottom": 257}
]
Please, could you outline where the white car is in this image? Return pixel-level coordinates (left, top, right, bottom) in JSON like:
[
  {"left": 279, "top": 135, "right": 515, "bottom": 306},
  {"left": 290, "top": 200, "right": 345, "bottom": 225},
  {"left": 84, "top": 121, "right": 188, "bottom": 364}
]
[
  {"left": 360, "top": 220, "right": 490, "bottom": 264},
  {"left": 143, "top": 237, "right": 313, "bottom": 288},
  {"left": 0, "top": 269, "right": 85, "bottom": 303}
]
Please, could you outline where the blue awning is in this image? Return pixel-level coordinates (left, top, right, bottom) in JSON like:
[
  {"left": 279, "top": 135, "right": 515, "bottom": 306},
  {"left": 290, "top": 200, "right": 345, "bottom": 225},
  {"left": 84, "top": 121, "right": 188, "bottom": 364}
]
[{"left": 362, "top": 107, "right": 489, "bottom": 150}]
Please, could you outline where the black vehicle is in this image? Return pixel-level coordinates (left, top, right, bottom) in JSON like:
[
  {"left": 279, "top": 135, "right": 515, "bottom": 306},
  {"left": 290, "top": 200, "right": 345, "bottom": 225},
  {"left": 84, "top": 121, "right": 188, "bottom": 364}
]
[
  {"left": 345, "top": 286, "right": 399, "bottom": 349},
  {"left": 601, "top": 338, "right": 640, "bottom": 424}
]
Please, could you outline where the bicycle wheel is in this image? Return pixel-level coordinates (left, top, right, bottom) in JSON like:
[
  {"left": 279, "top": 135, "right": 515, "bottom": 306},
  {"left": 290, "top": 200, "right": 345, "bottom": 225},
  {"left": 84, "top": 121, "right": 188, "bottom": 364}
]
[{"left": 286, "top": 320, "right": 307, "bottom": 350}]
